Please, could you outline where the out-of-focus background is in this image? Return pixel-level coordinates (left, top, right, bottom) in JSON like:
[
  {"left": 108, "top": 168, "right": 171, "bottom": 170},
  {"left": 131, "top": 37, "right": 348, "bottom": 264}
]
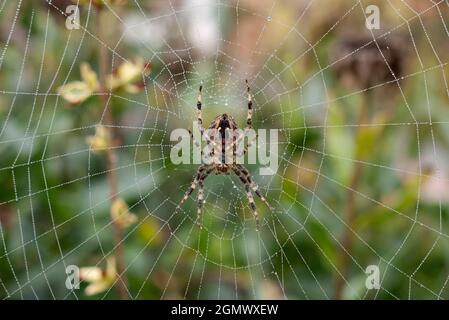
[{"left": 1, "top": 0, "right": 449, "bottom": 299}]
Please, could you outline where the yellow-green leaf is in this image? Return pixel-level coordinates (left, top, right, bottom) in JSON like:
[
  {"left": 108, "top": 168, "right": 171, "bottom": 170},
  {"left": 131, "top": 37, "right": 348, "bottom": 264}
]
[
  {"left": 86, "top": 126, "right": 111, "bottom": 152},
  {"left": 107, "top": 59, "right": 151, "bottom": 92},
  {"left": 57, "top": 81, "right": 92, "bottom": 105},
  {"left": 80, "top": 257, "right": 116, "bottom": 296},
  {"left": 111, "top": 198, "right": 138, "bottom": 229},
  {"left": 80, "top": 62, "right": 99, "bottom": 91}
]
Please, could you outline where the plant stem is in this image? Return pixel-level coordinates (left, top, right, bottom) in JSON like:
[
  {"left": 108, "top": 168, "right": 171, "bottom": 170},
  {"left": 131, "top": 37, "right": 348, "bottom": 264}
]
[
  {"left": 334, "top": 93, "right": 369, "bottom": 300},
  {"left": 97, "top": 8, "right": 128, "bottom": 300}
]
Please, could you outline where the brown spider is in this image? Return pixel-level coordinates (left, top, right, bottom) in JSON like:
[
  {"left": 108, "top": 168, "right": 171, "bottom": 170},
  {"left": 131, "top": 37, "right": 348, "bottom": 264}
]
[{"left": 176, "top": 81, "right": 272, "bottom": 230}]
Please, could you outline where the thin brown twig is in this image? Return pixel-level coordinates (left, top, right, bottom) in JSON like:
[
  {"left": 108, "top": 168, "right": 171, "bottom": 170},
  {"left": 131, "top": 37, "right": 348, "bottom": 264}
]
[
  {"left": 334, "top": 92, "right": 369, "bottom": 300},
  {"left": 97, "top": 7, "right": 129, "bottom": 300}
]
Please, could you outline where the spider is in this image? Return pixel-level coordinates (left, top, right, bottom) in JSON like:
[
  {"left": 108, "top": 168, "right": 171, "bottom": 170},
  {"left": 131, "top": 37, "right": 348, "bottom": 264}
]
[{"left": 176, "top": 81, "right": 272, "bottom": 230}]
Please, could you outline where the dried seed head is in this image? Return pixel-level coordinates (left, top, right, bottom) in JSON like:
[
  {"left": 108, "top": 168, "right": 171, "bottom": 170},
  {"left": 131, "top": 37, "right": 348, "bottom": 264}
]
[{"left": 331, "top": 32, "right": 406, "bottom": 90}]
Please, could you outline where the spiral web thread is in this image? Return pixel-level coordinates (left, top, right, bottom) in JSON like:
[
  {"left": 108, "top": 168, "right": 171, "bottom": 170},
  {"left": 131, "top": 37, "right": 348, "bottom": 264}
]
[{"left": 0, "top": 0, "right": 449, "bottom": 299}]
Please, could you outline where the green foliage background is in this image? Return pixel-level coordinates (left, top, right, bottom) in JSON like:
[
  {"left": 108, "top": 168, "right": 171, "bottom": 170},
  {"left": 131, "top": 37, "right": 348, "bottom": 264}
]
[{"left": 1, "top": 0, "right": 449, "bottom": 299}]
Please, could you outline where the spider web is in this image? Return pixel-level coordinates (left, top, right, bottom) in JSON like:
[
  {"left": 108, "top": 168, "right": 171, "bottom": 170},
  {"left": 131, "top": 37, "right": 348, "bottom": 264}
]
[{"left": 1, "top": 0, "right": 449, "bottom": 299}]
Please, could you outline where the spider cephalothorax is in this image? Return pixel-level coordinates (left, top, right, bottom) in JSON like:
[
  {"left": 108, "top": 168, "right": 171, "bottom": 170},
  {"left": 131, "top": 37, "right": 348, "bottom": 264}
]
[{"left": 176, "top": 81, "right": 272, "bottom": 230}]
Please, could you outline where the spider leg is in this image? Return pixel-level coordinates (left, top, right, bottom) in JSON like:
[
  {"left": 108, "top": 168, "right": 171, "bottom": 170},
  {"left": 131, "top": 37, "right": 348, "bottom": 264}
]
[
  {"left": 176, "top": 164, "right": 213, "bottom": 228},
  {"left": 190, "top": 130, "right": 223, "bottom": 168},
  {"left": 245, "top": 80, "right": 253, "bottom": 130},
  {"left": 244, "top": 132, "right": 257, "bottom": 154},
  {"left": 244, "top": 79, "right": 257, "bottom": 155},
  {"left": 195, "top": 129, "right": 220, "bottom": 166},
  {"left": 177, "top": 164, "right": 210, "bottom": 209},
  {"left": 203, "top": 128, "right": 220, "bottom": 150},
  {"left": 196, "top": 166, "right": 213, "bottom": 227},
  {"left": 232, "top": 131, "right": 258, "bottom": 157},
  {"left": 194, "top": 85, "right": 221, "bottom": 164},
  {"left": 190, "top": 127, "right": 218, "bottom": 164},
  {"left": 235, "top": 164, "right": 273, "bottom": 210},
  {"left": 232, "top": 165, "right": 261, "bottom": 230},
  {"left": 196, "top": 178, "right": 205, "bottom": 227},
  {"left": 197, "top": 85, "right": 204, "bottom": 134},
  {"left": 189, "top": 128, "right": 215, "bottom": 163},
  {"left": 225, "top": 128, "right": 257, "bottom": 166},
  {"left": 188, "top": 129, "right": 201, "bottom": 149}
]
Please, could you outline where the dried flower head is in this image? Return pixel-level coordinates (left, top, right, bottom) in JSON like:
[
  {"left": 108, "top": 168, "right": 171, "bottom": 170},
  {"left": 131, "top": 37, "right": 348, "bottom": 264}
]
[{"left": 331, "top": 33, "right": 405, "bottom": 89}]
